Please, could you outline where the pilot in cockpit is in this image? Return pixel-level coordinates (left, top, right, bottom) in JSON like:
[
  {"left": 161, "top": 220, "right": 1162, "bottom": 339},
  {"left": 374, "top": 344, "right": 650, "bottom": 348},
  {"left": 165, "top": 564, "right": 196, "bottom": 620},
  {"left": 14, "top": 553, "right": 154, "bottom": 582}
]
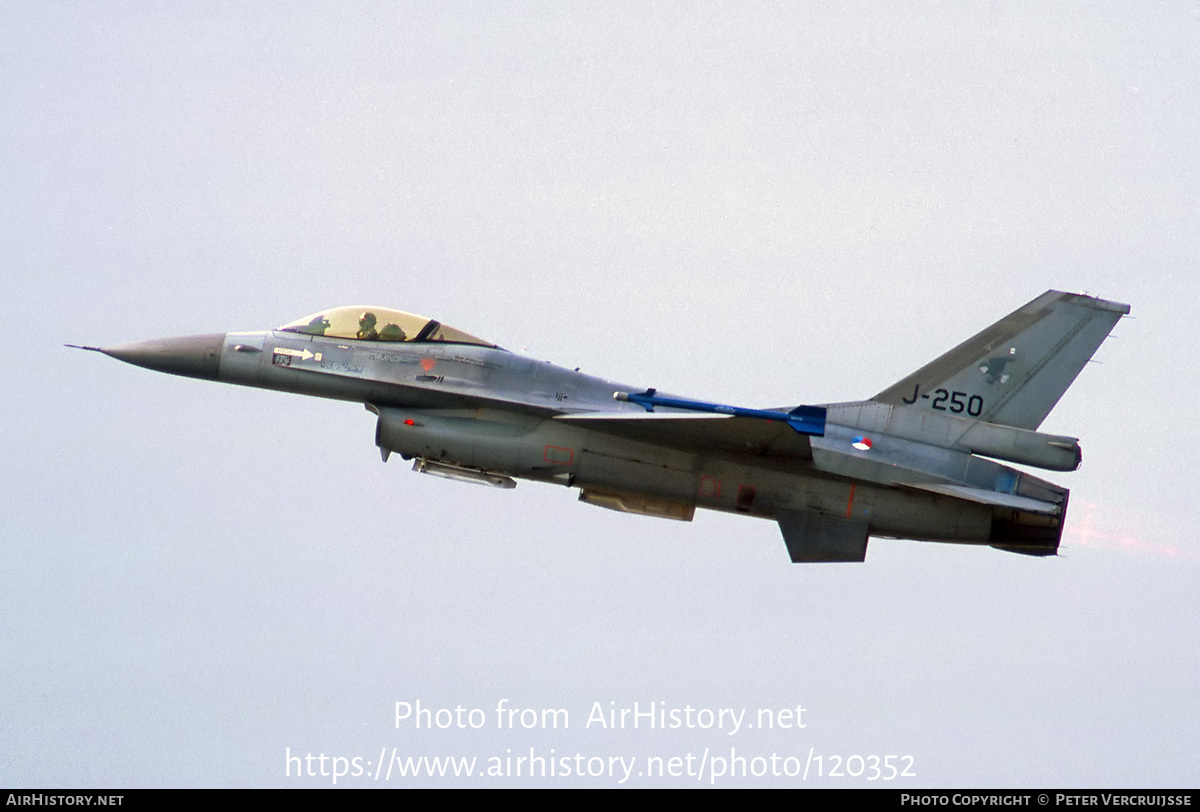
[
  {"left": 379, "top": 323, "right": 407, "bottom": 341},
  {"left": 357, "top": 311, "right": 379, "bottom": 340}
]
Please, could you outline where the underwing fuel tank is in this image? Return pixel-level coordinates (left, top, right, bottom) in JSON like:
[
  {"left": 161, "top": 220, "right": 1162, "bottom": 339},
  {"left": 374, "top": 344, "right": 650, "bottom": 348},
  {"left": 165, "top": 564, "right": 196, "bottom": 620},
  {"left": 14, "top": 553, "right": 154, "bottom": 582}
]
[{"left": 371, "top": 405, "right": 535, "bottom": 473}]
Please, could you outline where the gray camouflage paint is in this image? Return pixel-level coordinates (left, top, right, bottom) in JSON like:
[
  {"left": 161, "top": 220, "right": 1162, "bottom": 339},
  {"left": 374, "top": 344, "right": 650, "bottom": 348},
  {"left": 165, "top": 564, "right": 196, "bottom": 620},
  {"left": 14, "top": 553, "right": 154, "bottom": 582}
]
[{"left": 77, "top": 290, "right": 1128, "bottom": 563}]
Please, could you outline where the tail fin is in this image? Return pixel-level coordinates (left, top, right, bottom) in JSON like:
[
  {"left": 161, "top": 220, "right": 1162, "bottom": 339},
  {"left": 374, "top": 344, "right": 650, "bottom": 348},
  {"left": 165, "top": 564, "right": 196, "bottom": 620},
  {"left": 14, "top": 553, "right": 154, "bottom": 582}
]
[{"left": 872, "top": 291, "right": 1129, "bottom": 430}]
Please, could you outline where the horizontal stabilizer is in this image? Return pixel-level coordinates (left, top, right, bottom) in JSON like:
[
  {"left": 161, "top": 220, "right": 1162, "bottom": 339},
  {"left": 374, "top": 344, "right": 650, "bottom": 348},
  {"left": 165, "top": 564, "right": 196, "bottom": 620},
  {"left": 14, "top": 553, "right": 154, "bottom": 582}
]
[
  {"left": 903, "top": 482, "right": 1061, "bottom": 514},
  {"left": 777, "top": 509, "right": 869, "bottom": 563},
  {"left": 826, "top": 401, "right": 1083, "bottom": 471}
]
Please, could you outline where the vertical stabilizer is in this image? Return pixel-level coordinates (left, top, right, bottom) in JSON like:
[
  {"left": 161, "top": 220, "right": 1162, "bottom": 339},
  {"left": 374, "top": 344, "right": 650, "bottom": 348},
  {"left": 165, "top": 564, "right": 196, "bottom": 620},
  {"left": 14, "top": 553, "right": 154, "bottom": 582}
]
[{"left": 872, "top": 291, "right": 1128, "bottom": 430}]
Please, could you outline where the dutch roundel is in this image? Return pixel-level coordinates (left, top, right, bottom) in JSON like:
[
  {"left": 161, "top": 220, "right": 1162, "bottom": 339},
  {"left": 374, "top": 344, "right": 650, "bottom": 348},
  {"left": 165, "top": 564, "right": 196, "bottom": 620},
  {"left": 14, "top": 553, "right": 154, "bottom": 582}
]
[{"left": 852, "top": 436, "right": 873, "bottom": 452}]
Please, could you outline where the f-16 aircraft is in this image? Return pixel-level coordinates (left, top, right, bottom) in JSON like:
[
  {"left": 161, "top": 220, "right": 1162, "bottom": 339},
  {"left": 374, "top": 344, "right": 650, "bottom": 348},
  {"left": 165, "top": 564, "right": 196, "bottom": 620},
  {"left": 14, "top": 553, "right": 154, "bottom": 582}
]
[{"left": 72, "top": 290, "right": 1128, "bottom": 562}]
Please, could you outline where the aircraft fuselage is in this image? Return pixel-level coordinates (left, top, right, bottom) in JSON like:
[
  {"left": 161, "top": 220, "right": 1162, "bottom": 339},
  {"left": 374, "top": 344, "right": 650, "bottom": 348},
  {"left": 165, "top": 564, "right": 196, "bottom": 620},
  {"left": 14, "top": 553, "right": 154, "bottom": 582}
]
[{"left": 81, "top": 291, "right": 1128, "bottom": 562}]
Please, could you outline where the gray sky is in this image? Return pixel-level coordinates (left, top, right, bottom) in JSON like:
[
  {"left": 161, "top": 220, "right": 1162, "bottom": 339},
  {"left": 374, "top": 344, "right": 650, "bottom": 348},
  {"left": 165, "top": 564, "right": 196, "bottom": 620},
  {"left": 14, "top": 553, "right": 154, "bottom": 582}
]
[{"left": 2, "top": 2, "right": 1197, "bottom": 787}]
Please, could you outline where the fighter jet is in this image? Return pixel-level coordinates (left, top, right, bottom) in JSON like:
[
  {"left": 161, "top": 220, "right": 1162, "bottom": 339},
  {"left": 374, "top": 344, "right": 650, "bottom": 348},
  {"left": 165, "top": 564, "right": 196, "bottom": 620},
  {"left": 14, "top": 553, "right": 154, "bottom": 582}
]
[{"left": 70, "top": 290, "right": 1129, "bottom": 563}]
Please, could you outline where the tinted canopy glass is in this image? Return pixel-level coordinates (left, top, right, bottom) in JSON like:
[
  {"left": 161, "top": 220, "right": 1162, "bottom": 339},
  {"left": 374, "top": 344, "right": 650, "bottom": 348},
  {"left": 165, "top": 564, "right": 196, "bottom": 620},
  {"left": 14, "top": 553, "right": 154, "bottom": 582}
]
[{"left": 278, "top": 307, "right": 494, "bottom": 347}]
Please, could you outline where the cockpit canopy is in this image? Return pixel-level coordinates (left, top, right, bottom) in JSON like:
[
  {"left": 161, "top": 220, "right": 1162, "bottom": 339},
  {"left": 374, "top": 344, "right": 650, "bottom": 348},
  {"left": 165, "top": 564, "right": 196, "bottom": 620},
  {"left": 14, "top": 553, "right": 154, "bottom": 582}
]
[{"left": 278, "top": 306, "right": 496, "bottom": 347}]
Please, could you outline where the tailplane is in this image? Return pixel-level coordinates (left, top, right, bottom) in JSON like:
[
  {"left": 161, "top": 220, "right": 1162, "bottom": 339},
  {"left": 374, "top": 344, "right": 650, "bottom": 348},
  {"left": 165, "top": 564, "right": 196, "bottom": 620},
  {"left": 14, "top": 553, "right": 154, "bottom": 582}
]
[{"left": 872, "top": 291, "right": 1129, "bottom": 430}]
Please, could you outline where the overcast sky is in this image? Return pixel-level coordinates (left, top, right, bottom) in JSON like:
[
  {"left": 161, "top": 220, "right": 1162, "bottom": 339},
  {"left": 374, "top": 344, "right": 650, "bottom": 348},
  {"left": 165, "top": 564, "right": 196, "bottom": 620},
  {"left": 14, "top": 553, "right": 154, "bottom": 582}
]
[{"left": 3, "top": 2, "right": 1198, "bottom": 787}]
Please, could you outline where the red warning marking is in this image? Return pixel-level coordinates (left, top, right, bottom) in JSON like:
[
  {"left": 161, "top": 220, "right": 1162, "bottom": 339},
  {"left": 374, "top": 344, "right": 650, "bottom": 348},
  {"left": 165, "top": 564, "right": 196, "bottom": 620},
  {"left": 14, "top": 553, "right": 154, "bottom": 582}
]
[
  {"left": 698, "top": 475, "right": 722, "bottom": 499},
  {"left": 543, "top": 445, "right": 574, "bottom": 465},
  {"left": 420, "top": 358, "right": 437, "bottom": 372},
  {"left": 845, "top": 483, "right": 856, "bottom": 519}
]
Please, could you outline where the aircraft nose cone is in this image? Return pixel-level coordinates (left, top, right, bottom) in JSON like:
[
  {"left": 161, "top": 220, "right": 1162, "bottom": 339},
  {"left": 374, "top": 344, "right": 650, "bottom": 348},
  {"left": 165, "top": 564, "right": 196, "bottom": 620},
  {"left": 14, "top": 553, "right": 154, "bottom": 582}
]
[{"left": 101, "top": 333, "right": 226, "bottom": 380}]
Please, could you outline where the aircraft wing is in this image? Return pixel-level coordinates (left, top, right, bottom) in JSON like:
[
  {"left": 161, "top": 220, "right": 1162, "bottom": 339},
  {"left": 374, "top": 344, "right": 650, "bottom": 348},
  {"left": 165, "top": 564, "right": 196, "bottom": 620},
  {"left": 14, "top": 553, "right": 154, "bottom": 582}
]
[{"left": 553, "top": 412, "right": 814, "bottom": 460}]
